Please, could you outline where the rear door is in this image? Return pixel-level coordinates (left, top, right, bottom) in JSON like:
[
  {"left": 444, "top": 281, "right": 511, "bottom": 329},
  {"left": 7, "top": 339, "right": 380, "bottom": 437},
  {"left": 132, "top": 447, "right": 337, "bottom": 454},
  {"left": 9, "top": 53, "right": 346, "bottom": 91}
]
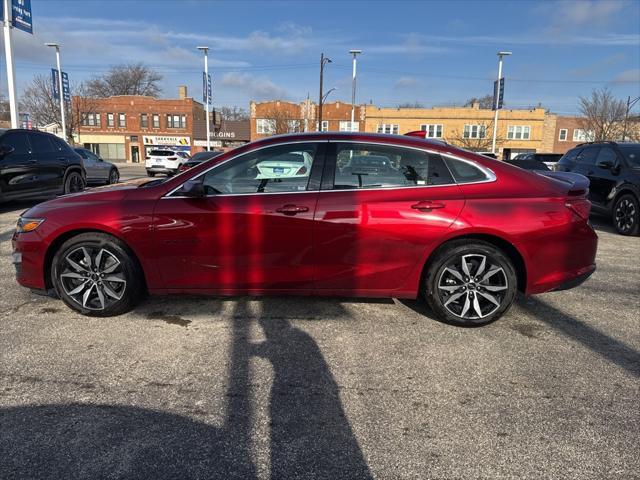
[
  {"left": 0, "top": 131, "right": 41, "bottom": 198},
  {"left": 313, "top": 141, "right": 464, "bottom": 296}
]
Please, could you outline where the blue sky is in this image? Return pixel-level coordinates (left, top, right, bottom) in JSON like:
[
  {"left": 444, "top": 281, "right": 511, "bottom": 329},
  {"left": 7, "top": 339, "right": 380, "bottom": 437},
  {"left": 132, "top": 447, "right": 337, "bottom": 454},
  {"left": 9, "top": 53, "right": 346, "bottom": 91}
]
[{"left": 2, "top": 0, "right": 639, "bottom": 115}]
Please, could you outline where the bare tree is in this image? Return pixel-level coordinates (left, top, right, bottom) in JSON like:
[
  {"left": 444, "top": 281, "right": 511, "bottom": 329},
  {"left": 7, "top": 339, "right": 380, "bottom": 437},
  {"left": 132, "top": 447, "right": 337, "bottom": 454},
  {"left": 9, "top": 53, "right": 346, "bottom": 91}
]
[
  {"left": 86, "top": 63, "right": 163, "bottom": 98},
  {"left": 262, "top": 107, "right": 300, "bottom": 135},
  {"left": 19, "top": 74, "right": 97, "bottom": 142},
  {"left": 448, "top": 120, "right": 504, "bottom": 152},
  {"left": 0, "top": 94, "right": 10, "bottom": 124},
  {"left": 578, "top": 88, "right": 627, "bottom": 141},
  {"left": 463, "top": 94, "right": 495, "bottom": 109},
  {"left": 397, "top": 102, "right": 425, "bottom": 108},
  {"left": 220, "top": 106, "right": 249, "bottom": 121}
]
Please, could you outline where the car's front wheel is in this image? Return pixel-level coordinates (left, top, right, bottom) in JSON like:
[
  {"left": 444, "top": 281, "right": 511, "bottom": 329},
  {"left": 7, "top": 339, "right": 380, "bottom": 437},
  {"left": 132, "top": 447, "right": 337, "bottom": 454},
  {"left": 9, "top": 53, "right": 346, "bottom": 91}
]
[
  {"left": 424, "top": 240, "right": 517, "bottom": 326},
  {"left": 108, "top": 168, "right": 119, "bottom": 184},
  {"left": 51, "top": 233, "right": 144, "bottom": 317},
  {"left": 613, "top": 193, "right": 639, "bottom": 236}
]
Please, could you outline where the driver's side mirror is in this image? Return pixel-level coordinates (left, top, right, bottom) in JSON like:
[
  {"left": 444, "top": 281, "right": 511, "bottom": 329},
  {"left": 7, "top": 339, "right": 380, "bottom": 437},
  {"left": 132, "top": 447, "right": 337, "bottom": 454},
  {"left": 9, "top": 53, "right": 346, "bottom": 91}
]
[
  {"left": 181, "top": 178, "right": 205, "bottom": 198},
  {"left": 596, "top": 160, "right": 615, "bottom": 169},
  {"left": 0, "top": 144, "right": 15, "bottom": 159}
]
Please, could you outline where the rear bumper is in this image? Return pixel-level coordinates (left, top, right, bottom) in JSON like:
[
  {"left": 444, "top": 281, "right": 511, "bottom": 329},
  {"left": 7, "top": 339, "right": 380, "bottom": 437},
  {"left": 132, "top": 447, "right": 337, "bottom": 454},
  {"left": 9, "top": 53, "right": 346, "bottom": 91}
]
[
  {"left": 146, "top": 167, "right": 178, "bottom": 175},
  {"left": 551, "top": 265, "right": 596, "bottom": 292}
]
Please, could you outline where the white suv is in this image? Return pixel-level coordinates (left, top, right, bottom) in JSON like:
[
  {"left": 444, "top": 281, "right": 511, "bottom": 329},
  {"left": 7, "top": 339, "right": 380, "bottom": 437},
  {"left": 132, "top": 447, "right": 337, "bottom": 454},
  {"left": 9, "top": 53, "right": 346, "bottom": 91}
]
[{"left": 145, "top": 149, "right": 191, "bottom": 177}]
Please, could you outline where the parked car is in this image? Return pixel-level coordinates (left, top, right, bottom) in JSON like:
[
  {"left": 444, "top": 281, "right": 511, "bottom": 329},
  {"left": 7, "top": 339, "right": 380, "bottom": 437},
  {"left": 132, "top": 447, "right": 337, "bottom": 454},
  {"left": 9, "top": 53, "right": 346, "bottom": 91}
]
[
  {"left": 13, "top": 132, "right": 597, "bottom": 326},
  {"left": 513, "top": 153, "right": 563, "bottom": 169},
  {"left": 73, "top": 148, "right": 120, "bottom": 185},
  {"left": 178, "top": 151, "right": 224, "bottom": 172},
  {"left": 0, "top": 129, "right": 85, "bottom": 203},
  {"left": 556, "top": 141, "right": 640, "bottom": 235},
  {"left": 145, "top": 149, "right": 190, "bottom": 177},
  {"left": 504, "top": 158, "right": 551, "bottom": 171}
]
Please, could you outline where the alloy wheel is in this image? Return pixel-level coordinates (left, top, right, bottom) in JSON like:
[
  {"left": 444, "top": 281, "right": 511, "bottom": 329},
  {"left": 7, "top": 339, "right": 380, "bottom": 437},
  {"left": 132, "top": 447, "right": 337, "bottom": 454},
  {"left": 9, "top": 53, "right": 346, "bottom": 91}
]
[
  {"left": 109, "top": 170, "right": 119, "bottom": 184},
  {"left": 68, "top": 174, "right": 84, "bottom": 193},
  {"left": 437, "top": 254, "right": 508, "bottom": 320},
  {"left": 59, "top": 246, "right": 127, "bottom": 311},
  {"left": 615, "top": 198, "right": 636, "bottom": 234}
]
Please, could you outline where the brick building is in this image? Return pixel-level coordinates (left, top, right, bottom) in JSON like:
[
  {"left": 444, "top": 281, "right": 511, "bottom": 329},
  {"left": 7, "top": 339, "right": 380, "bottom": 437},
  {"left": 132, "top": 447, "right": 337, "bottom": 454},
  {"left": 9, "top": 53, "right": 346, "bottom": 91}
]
[
  {"left": 553, "top": 116, "right": 595, "bottom": 154},
  {"left": 74, "top": 86, "right": 211, "bottom": 163},
  {"left": 250, "top": 99, "right": 365, "bottom": 141}
]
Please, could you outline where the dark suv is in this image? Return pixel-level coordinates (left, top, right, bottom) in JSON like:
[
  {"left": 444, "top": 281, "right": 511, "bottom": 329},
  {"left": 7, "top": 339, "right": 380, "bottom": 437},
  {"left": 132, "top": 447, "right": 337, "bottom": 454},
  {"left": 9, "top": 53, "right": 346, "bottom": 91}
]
[
  {"left": 557, "top": 142, "right": 640, "bottom": 235},
  {"left": 0, "top": 129, "right": 85, "bottom": 203}
]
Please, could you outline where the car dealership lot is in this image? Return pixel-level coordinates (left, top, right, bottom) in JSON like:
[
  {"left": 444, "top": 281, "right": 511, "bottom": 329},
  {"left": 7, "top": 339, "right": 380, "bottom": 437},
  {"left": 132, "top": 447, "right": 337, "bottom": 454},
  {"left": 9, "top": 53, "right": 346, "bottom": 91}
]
[{"left": 0, "top": 204, "right": 638, "bottom": 479}]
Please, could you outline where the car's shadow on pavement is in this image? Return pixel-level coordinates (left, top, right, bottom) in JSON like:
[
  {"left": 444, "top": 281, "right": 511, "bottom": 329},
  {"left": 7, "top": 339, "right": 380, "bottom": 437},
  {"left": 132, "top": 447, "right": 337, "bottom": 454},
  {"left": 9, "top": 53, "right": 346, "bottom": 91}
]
[{"left": 0, "top": 297, "right": 374, "bottom": 480}]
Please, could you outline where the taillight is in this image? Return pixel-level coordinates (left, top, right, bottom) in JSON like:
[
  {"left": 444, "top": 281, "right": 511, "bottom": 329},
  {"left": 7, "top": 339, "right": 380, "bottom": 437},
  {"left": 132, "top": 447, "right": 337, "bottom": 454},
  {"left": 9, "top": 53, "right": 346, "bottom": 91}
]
[
  {"left": 565, "top": 198, "right": 591, "bottom": 220},
  {"left": 296, "top": 165, "right": 307, "bottom": 175},
  {"left": 168, "top": 156, "right": 178, "bottom": 161}
]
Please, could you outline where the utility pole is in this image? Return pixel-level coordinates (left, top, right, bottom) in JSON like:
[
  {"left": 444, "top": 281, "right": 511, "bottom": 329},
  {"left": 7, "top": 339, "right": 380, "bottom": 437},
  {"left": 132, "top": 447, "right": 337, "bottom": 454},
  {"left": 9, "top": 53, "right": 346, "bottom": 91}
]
[
  {"left": 491, "top": 51, "right": 511, "bottom": 156},
  {"left": 197, "top": 46, "right": 211, "bottom": 151},
  {"left": 318, "top": 53, "right": 331, "bottom": 131},
  {"left": 45, "top": 43, "right": 67, "bottom": 140},
  {"left": 622, "top": 95, "right": 640, "bottom": 142},
  {"left": 349, "top": 49, "right": 362, "bottom": 132},
  {"left": 3, "top": 0, "right": 19, "bottom": 128}
]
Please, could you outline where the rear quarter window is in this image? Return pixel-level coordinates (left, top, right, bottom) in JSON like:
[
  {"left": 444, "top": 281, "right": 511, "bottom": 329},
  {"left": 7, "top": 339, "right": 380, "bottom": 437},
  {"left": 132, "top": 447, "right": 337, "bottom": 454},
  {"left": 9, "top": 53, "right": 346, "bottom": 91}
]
[{"left": 443, "top": 157, "right": 491, "bottom": 183}]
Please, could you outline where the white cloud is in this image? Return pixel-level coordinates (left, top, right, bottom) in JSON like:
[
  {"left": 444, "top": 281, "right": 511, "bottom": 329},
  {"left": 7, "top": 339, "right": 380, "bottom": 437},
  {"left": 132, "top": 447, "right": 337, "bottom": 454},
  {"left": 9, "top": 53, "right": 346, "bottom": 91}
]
[
  {"left": 394, "top": 76, "right": 422, "bottom": 88},
  {"left": 220, "top": 72, "right": 288, "bottom": 100},
  {"left": 612, "top": 69, "right": 640, "bottom": 83}
]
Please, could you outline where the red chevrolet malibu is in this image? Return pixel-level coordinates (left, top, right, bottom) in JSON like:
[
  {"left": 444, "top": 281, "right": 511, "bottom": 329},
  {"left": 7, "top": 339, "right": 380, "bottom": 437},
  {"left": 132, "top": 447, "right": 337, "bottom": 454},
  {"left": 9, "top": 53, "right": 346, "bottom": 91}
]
[{"left": 12, "top": 133, "right": 597, "bottom": 326}]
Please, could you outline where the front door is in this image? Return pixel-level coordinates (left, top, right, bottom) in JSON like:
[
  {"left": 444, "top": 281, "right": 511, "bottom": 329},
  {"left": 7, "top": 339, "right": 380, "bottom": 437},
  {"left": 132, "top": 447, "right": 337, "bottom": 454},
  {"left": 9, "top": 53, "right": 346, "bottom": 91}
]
[
  {"left": 313, "top": 142, "right": 465, "bottom": 296},
  {"left": 0, "top": 131, "right": 41, "bottom": 198},
  {"left": 131, "top": 146, "right": 140, "bottom": 163},
  {"left": 153, "top": 142, "right": 325, "bottom": 292}
]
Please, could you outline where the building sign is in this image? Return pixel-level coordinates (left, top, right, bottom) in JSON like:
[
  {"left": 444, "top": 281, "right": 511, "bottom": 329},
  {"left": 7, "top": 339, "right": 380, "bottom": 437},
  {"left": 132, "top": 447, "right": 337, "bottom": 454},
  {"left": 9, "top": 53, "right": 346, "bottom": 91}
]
[
  {"left": 213, "top": 131, "right": 236, "bottom": 139},
  {"left": 143, "top": 135, "right": 190, "bottom": 146},
  {"left": 194, "top": 140, "right": 223, "bottom": 147}
]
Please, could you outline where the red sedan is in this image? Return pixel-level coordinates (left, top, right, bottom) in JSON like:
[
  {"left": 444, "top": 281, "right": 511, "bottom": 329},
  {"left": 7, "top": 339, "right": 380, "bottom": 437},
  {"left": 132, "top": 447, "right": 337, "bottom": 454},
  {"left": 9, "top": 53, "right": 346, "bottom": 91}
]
[{"left": 12, "top": 133, "right": 597, "bottom": 326}]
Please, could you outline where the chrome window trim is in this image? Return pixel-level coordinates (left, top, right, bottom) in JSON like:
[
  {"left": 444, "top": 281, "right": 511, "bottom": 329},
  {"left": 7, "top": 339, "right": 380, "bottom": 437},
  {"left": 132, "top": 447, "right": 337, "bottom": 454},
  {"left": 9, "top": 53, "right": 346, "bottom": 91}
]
[{"left": 162, "top": 138, "right": 496, "bottom": 199}]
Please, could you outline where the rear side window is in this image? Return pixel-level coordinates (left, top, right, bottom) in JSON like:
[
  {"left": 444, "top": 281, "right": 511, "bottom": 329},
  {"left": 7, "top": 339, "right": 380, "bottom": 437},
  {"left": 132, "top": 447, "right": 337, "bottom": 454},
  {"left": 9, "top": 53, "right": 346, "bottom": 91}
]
[
  {"left": 443, "top": 158, "right": 491, "bottom": 184},
  {"left": 30, "top": 134, "right": 57, "bottom": 154},
  {"left": 577, "top": 147, "right": 599, "bottom": 165},
  {"left": 0, "top": 132, "right": 31, "bottom": 155},
  {"left": 333, "top": 143, "right": 454, "bottom": 189},
  {"left": 618, "top": 145, "right": 640, "bottom": 167}
]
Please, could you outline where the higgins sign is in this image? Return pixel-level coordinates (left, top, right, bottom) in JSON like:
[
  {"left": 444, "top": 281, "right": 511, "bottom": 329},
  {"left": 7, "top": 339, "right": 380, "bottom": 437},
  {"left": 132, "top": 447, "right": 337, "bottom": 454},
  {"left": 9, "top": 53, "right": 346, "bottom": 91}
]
[{"left": 143, "top": 136, "right": 190, "bottom": 146}]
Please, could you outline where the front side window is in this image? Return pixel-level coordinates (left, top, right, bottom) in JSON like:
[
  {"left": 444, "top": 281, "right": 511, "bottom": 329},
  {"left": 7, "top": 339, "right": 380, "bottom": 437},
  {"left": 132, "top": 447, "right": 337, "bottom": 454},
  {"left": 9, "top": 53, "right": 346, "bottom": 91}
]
[
  {"left": 558, "top": 129, "right": 568, "bottom": 141},
  {"left": 118, "top": 113, "right": 126, "bottom": 127},
  {"left": 507, "top": 125, "right": 531, "bottom": 140},
  {"left": 198, "top": 143, "right": 318, "bottom": 195},
  {"left": 618, "top": 144, "right": 640, "bottom": 167},
  {"left": 256, "top": 118, "right": 275, "bottom": 135},
  {"left": 577, "top": 147, "right": 599, "bottom": 165},
  {"left": 376, "top": 124, "right": 399, "bottom": 135},
  {"left": 30, "top": 134, "right": 56, "bottom": 154},
  {"left": 463, "top": 124, "right": 487, "bottom": 139},
  {"left": 333, "top": 143, "right": 454, "bottom": 190},
  {"left": 420, "top": 124, "right": 443, "bottom": 138}
]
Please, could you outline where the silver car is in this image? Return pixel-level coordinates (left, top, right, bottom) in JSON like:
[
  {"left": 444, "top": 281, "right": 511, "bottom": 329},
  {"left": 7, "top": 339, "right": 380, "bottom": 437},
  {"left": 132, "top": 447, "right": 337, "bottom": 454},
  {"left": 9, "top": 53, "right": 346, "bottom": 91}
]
[{"left": 74, "top": 148, "right": 120, "bottom": 185}]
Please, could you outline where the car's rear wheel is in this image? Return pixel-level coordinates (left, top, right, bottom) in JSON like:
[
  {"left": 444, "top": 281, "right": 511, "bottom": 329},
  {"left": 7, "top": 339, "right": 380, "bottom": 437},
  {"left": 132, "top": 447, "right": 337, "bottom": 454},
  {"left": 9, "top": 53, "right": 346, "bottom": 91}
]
[
  {"left": 424, "top": 240, "right": 517, "bottom": 326},
  {"left": 147, "top": 171, "right": 156, "bottom": 177},
  {"left": 108, "top": 168, "right": 119, "bottom": 184},
  {"left": 51, "top": 233, "right": 144, "bottom": 317},
  {"left": 613, "top": 193, "right": 639, "bottom": 236},
  {"left": 64, "top": 171, "right": 85, "bottom": 194}
]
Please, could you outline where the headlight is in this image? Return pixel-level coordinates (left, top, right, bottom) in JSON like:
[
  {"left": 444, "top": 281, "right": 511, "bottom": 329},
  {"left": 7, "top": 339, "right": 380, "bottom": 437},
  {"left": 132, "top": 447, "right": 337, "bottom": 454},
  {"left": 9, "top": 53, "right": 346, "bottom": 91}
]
[{"left": 16, "top": 217, "right": 45, "bottom": 233}]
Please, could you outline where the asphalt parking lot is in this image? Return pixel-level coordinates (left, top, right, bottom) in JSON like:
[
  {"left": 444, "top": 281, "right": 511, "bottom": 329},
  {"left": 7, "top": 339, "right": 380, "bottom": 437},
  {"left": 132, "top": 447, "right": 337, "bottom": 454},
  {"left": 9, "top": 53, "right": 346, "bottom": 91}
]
[{"left": 0, "top": 194, "right": 638, "bottom": 479}]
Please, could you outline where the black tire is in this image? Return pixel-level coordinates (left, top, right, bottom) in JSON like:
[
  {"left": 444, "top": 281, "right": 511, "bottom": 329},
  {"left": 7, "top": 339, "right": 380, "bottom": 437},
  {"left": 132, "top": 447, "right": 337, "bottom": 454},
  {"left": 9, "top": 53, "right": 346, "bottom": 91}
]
[
  {"left": 612, "top": 193, "right": 639, "bottom": 236},
  {"left": 147, "top": 171, "right": 156, "bottom": 177},
  {"left": 424, "top": 240, "right": 518, "bottom": 327},
  {"left": 51, "top": 233, "right": 144, "bottom": 317},
  {"left": 63, "top": 171, "right": 85, "bottom": 194},
  {"left": 108, "top": 168, "right": 120, "bottom": 184}
]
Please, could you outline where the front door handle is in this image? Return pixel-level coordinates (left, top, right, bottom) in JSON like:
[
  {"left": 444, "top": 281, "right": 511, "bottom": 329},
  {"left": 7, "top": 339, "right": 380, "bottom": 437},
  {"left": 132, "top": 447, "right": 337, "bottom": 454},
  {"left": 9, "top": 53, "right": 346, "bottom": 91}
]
[
  {"left": 276, "top": 204, "right": 309, "bottom": 215},
  {"left": 411, "top": 201, "right": 445, "bottom": 212}
]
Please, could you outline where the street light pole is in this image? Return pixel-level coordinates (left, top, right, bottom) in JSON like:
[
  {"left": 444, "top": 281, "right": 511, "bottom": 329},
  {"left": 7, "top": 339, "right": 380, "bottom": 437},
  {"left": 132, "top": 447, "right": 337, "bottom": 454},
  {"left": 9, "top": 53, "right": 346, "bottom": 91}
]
[
  {"left": 349, "top": 49, "right": 362, "bottom": 132},
  {"left": 318, "top": 53, "right": 331, "bottom": 131},
  {"left": 491, "top": 51, "right": 511, "bottom": 156},
  {"left": 622, "top": 95, "right": 640, "bottom": 142},
  {"left": 45, "top": 43, "right": 67, "bottom": 140},
  {"left": 197, "top": 46, "right": 211, "bottom": 151},
  {"left": 4, "top": 0, "right": 19, "bottom": 128}
]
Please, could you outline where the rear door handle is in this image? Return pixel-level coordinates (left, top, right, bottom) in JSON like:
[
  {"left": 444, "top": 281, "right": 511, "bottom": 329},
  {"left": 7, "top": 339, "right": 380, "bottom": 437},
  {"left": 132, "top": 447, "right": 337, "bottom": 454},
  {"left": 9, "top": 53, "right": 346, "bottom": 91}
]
[
  {"left": 276, "top": 204, "right": 309, "bottom": 215},
  {"left": 411, "top": 201, "right": 445, "bottom": 211}
]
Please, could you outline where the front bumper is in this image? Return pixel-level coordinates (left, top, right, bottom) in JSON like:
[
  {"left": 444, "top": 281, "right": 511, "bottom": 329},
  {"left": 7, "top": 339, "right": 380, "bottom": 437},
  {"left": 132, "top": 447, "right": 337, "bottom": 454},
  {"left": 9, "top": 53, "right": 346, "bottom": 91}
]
[{"left": 12, "top": 231, "right": 47, "bottom": 290}]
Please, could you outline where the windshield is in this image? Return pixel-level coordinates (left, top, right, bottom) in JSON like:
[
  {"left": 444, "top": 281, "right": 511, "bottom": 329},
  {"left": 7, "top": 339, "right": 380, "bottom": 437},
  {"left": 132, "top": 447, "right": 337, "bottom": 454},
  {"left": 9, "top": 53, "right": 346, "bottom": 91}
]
[
  {"left": 618, "top": 145, "right": 640, "bottom": 167},
  {"left": 149, "top": 150, "right": 175, "bottom": 156}
]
